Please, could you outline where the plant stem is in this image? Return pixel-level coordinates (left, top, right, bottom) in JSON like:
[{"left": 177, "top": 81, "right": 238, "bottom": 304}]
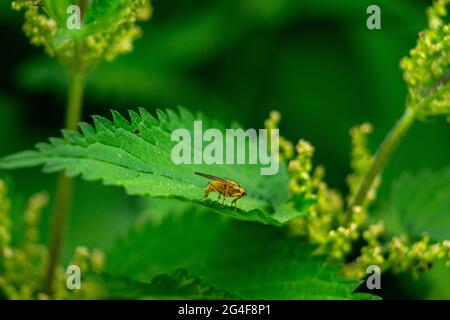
[
  {"left": 41, "top": 0, "right": 89, "bottom": 296},
  {"left": 65, "top": 73, "right": 85, "bottom": 130},
  {"left": 42, "top": 72, "right": 84, "bottom": 295},
  {"left": 345, "top": 107, "right": 417, "bottom": 224}
]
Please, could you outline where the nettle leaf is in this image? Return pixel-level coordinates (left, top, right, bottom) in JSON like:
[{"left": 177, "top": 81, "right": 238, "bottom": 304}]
[
  {"left": 106, "top": 209, "right": 376, "bottom": 300},
  {"left": 0, "top": 108, "right": 309, "bottom": 226},
  {"left": 95, "top": 270, "right": 238, "bottom": 300},
  {"left": 43, "top": 0, "right": 131, "bottom": 44},
  {"left": 374, "top": 168, "right": 450, "bottom": 241}
]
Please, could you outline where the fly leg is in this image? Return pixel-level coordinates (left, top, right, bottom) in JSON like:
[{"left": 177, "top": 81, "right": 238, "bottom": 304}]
[
  {"left": 231, "top": 195, "right": 243, "bottom": 209},
  {"left": 212, "top": 185, "right": 223, "bottom": 205},
  {"left": 200, "top": 184, "right": 214, "bottom": 201},
  {"left": 200, "top": 189, "right": 210, "bottom": 202},
  {"left": 221, "top": 185, "right": 229, "bottom": 207},
  {"left": 202, "top": 184, "right": 223, "bottom": 205}
]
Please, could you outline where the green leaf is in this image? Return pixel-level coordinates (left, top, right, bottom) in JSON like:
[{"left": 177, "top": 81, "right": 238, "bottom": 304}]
[
  {"left": 374, "top": 168, "right": 450, "bottom": 241},
  {"left": 94, "top": 269, "right": 239, "bottom": 300},
  {"left": 0, "top": 108, "right": 309, "bottom": 226},
  {"left": 106, "top": 208, "right": 376, "bottom": 300}
]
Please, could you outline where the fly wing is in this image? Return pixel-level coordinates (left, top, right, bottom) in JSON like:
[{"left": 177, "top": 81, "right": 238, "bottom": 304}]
[
  {"left": 224, "top": 178, "right": 240, "bottom": 187},
  {"left": 195, "top": 172, "right": 228, "bottom": 182}
]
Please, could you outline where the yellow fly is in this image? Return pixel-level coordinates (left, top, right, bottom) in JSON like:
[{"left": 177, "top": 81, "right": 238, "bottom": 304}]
[{"left": 195, "top": 172, "right": 247, "bottom": 208}]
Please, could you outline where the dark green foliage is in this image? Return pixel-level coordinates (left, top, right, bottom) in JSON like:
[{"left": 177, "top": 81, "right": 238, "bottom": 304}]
[
  {"left": 375, "top": 168, "right": 450, "bottom": 241},
  {"left": 97, "top": 269, "right": 239, "bottom": 299},
  {"left": 107, "top": 207, "right": 375, "bottom": 300}
]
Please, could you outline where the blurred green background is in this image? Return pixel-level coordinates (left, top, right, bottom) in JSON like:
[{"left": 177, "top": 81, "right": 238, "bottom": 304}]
[{"left": 0, "top": 0, "right": 449, "bottom": 299}]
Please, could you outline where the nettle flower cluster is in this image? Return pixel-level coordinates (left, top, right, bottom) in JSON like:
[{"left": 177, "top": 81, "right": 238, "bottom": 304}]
[
  {"left": 401, "top": 0, "right": 450, "bottom": 120},
  {"left": 264, "top": 112, "right": 450, "bottom": 279},
  {"left": 12, "top": 0, "right": 152, "bottom": 73},
  {"left": 0, "top": 179, "right": 104, "bottom": 299}
]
